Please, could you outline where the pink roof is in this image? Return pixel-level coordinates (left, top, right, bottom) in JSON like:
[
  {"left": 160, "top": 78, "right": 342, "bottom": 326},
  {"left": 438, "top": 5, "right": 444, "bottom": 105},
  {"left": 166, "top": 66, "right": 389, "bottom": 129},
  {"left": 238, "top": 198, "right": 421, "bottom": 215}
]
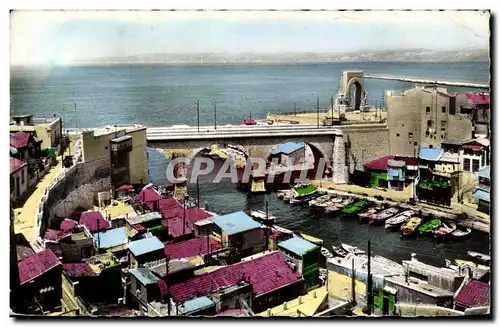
[
  {"left": 455, "top": 280, "right": 490, "bottom": 308},
  {"left": 10, "top": 132, "right": 32, "bottom": 149},
  {"left": 164, "top": 236, "right": 223, "bottom": 260},
  {"left": 135, "top": 187, "right": 161, "bottom": 209},
  {"left": 133, "top": 224, "right": 146, "bottom": 231},
  {"left": 44, "top": 229, "right": 72, "bottom": 241},
  {"left": 394, "top": 156, "right": 418, "bottom": 166},
  {"left": 10, "top": 157, "right": 25, "bottom": 174},
  {"left": 18, "top": 249, "right": 61, "bottom": 285},
  {"left": 163, "top": 217, "right": 193, "bottom": 238},
  {"left": 364, "top": 155, "right": 394, "bottom": 171},
  {"left": 465, "top": 93, "right": 490, "bottom": 106},
  {"left": 117, "top": 184, "right": 134, "bottom": 191},
  {"left": 162, "top": 208, "right": 212, "bottom": 238},
  {"left": 63, "top": 262, "right": 97, "bottom": 277},
  {"left": 60, "top": 219, "right": 77, "bottom": 232},
  {"left": 169, "top": 251, "right": 302, "bottom": 302},
  {"left": 79, "top": 211, "right": 111, "bottom": 233}
]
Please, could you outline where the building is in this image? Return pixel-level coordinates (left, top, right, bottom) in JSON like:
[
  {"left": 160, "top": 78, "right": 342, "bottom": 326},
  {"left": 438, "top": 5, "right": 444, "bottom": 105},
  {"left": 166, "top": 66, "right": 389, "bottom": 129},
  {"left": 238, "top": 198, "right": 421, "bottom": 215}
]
[
  {"left": 455, "top": 93, "right": 490, "bottom": 138},
  {"left": 277, "top": 236, "right": 320, "bottom": 288},
  {"left": 453, "top": 279, "right": 490, "bottom": 312},
  {"left": 269, "top": 142, "right": 306, "bottom": 166},
  {"left": 164, "top": 236, "right": 223, "bottom": 261},
  {"left": 79, "top": 211, "right": 111, "bottom": 233},
  {"left": 473, "top": 166, "right": 490, "bottom": 214},
  {"left": 10, "top": 157, "right": 28, "bottom": 203},
  {"left": 168, "top": 251, "right": 305, "bottom": 313},
  {"left": 44, "top": 224, "right": 95, "bottom": 262},
  {"left": 10, "top": 131, "right": 43, "bottom": 161},
  {"left": 92, "top": 227, "right": 129, "bottom": 256},
  {"left": 211, "top": 211, "right": 265, "bottom": 258},
  {"left": 18, "top": 249, "right": 63, "bottom": 313},
  {"left": 461, "top": 139, "right": 490, "bottom": 172},
  {"left": 363, "top": 155, "right": 418, "bottom": 189},
  {"left": 386, "top": 86, "right": 473, "bottom": 156},
  {"left": 10, "top": 115, "right": 63, "bottom": 150},
  {"left": 387, "top": 159, "right": 406, "bottom": 191},
  {"left": 80, "top": 125, "right": 148, "bottom": 187},
  {"left": 128, "top": 236, "right": 165, "bottom": 268},
  {"left": 125, "top": 212, "right": 165, "bottom": 240},
  {"left": 128, "top": 268, "right": 162, "bottom": 308}
]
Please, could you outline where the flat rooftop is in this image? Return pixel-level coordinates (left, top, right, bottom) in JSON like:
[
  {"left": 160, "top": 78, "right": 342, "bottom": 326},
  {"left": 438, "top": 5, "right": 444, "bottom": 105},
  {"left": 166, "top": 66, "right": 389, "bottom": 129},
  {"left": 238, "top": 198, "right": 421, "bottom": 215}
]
[
  {"left": 386, "top": 276, "right": 454, "bottom": 298},
  {"left": 91, "top": 124, "right": 145, "bottom": 137}
]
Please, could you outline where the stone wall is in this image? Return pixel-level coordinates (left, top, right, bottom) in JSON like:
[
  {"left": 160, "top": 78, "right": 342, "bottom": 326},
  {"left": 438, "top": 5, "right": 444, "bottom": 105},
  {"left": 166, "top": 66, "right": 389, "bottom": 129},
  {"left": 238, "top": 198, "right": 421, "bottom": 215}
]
[
  {"left": 43, "top": 157, "right": 112, "bottom": 229},
  {"left": 343, "top": 127, "right": 390, "bottom": 172}
]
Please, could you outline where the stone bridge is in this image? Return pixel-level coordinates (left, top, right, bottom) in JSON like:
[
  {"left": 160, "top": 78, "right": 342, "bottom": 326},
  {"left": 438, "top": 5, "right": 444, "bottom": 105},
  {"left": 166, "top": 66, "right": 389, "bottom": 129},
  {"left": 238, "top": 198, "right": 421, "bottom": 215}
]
[{"left": 146, "top": 123, "right": 390, "bottom": 183}]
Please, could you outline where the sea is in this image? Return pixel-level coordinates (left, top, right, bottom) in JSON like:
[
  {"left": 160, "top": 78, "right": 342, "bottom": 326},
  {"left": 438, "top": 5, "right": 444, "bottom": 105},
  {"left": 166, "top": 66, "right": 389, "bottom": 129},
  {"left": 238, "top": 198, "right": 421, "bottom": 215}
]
[{"left": 10, "top": 61, "right": 491, "bottom": 266}]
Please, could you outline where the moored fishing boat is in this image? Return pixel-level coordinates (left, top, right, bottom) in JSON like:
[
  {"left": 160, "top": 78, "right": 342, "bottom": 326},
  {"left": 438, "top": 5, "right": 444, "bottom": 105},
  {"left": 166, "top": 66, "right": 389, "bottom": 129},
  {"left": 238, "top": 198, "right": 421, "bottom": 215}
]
[
  {"left": 273, "top": 225, "right": 294, "bottom": 235},
  {"left": 332, "top": 245, "right": 348, "bottom": 257},
  {"left": 400, "top": 217, "right": 423, "bottom": 236},
  {"left": 358, "top": 204, "right": 384, "bottom": 223},
  {"left": 300, "top": 233, "right": 324, "bottom": 246},
  {"left": 289, "top": 194, "right": 318, "bottom": 205},
  {"left": 451, "top": 226, "right": 472, "bottom": 239},
  {"left": 369, "top": 207, "right": 399, "bottom": 225},
  {"left": 341, "top": 243, "right": 365, "bottom": 255},
  {"left": 294, "top": 183, "right": 318, "bottom": 198},
  {"left": 340, "top": 198, "right": 369, "bottom": 215},
  {"left": 325, "top": 198, "right": 354, "bottom": 214},
  {"left": 455, "top": 259, "right": 489, "bottom": 270},
  {"left": 467, "top": 251, "right": 490, "bottom": 263},
  {"left": 309, "top": 194, "right": 331, "bottom": 208},
  {"left": 321, "top": 247, "right": 334, "bottom": 259},
  {"left": 417, "top": 219, "right": 441, "bottom": 235},
  {"left": 249, "top": 210, "right": 276, "bottom": 224},
  {"left": 384, "top": 210, "right": 415, "bottom": 230},
  {"left": 432, "top": 222, "right": 457, "bottom": 239}
]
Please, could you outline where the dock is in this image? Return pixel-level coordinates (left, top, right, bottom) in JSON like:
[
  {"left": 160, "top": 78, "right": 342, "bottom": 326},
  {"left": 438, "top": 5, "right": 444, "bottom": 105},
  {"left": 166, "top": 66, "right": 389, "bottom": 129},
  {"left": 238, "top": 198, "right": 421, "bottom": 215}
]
[{"left": 364, "top": 74, "right": 489, "bottom": 89}]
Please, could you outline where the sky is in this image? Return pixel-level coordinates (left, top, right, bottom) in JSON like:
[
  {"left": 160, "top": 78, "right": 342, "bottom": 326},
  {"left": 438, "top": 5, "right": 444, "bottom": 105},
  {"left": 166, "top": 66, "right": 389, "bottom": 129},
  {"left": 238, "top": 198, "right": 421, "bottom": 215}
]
[{"left": 10, "top": 10, "right": 490, "bottom": 66}]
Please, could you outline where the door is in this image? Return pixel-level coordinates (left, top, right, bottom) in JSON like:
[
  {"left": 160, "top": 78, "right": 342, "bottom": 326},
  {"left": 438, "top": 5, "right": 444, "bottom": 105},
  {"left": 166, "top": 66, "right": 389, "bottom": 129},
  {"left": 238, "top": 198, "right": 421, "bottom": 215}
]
[{"left": 382, "top": 296, "right": 389, "bottom": 315}]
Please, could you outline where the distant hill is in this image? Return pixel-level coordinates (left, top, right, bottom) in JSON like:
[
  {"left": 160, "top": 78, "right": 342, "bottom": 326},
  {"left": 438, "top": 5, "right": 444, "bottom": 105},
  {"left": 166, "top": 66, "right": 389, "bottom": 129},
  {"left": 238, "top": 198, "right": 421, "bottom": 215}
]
[{"left": 72, "top": 49, "right": 489, "bottom": 65}]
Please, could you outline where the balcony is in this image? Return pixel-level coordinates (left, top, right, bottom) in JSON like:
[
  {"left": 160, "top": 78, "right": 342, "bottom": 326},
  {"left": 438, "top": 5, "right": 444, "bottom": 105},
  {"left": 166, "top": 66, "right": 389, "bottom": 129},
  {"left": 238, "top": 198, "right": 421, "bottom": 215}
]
[{"left": 110, "top": 135, "right": 132, "bottom": 153}]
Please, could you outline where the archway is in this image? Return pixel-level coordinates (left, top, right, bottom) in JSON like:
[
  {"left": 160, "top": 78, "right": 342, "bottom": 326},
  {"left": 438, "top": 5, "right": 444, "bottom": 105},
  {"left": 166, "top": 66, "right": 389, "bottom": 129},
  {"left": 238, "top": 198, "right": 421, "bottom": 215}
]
[
  {"left": 347, "top": 79, "right": 363, "bottom": 111},
  {"left": 340, "top": 70, "right": 365, "bottom": 111}
]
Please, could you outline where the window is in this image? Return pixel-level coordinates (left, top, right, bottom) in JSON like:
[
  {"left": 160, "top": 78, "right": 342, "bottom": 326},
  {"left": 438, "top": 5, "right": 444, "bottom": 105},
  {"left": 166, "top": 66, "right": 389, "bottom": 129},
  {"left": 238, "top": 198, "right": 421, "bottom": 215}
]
[
  {"left": 442, "top": 106, "right": 446, "bottom": 113},
  {"left": 414, "top": 142, "right": 418, "bottom": 146},
  {"left": 472, "top": 159, "right": 480, "bottom": 172},
  {"left": 441, "top": 121, "right": 446, "bottom": 127},
  {"left": 429, "top": 145, "right": 433, "bottom": 149},
  {"left": 427, "top": 120, "right": 432, "bottom": 127},
  {"left": 426, "top": 106, "right": 431, "bottom": 114},
  {"left": 426, "top": 131, "right": 430, "bottom": 137},
  {"left": 396, "top": 133, "right": 400, "bottom": 137},
  {"left": 408, "top": 132, "right": 413, "bottom": 138},
  {"left": 463, "top": 158, "right": 471, "bottom": 172},
  {"left": 21, "top": 170, "right": 24, "bottom": 184},
  {"left": 441, "top": 135, "right": 444, "bottom": 139}
]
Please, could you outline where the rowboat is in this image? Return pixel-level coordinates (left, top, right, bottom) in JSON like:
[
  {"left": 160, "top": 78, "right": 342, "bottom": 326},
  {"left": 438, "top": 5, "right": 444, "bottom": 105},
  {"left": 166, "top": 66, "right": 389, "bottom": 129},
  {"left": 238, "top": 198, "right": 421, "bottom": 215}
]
[
  {"left": 321, "top": 247, "right": 334, "bottom": 259},
  {"left": 417, "top": 219, "right": 441, "bottom": 235},
  {"left": 300, "top": 233, "right": 324, "bottom": 245},
  {"left": 455, "top": 259, "right": 489, "bottom": 270},
  {"left": 294, "top": 183, "right": 318, "bottom": 198},
  {"left": 358, "top": 205, "right": 384, "bottom": 223},
  {"left": 451, "top": 226, "right": 472, "bottom": 239},
  {"left": 467, "top": 251, "right": 490, "bottom": 263},
  {"left": 332, "top": 245, "right": 349, "bottom": 257},
  {"left": 384, "top": 210, "right": 415, "bottom": 230},
  {"left": 341, "top": 243, "right": 365, "bottom": 255},
  {"left": 325, "top": 198, "right": 354, "bottom": 214},
  {"left": 369, "top": 207, "right": 399, "bottom": 225},
  {"left": 341, "top": 199, "right": 369, "bottom": 215},
  {"left": 432, "top": 222, "right": 457, "bottom": 239},
  {"left": 309, "top": 195, "right": 331, "bottom": 207},
  {"left": 290, "top": 194, "right": 317, "bottom": 205},
  {"left": 273, "top": 225, "right": 294, "bottom": 235},
  {"left": 400, "top": 217, "right": 423, "bottom": 236},
  {"left": 249, "top": 210, "right": 276, "bottom": 224}
]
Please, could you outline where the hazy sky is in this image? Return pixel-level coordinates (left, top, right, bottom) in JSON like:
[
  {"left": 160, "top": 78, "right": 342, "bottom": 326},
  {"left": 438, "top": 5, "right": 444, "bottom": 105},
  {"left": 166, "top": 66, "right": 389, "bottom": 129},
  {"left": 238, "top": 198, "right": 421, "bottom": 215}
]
[{"left": 10, "top": 10, "right": 490, "bottom": 66}]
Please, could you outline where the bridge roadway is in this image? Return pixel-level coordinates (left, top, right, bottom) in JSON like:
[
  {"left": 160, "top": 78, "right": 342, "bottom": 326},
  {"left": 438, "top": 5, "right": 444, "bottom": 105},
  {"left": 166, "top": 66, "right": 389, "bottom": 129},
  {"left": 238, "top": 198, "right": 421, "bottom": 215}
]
[
  {"left": 364, "top": 74, "right": 489, "bottom": 89},
  {"left": 146, "top": 123, "right": 387, "bottom": 141}
]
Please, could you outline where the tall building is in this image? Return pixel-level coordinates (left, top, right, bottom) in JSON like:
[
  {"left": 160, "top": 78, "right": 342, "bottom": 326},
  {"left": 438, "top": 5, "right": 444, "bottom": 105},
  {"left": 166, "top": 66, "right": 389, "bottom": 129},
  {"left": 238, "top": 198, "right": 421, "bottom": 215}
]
[{"left": 386, "top": 86, "right": 473, "bottom": 156}]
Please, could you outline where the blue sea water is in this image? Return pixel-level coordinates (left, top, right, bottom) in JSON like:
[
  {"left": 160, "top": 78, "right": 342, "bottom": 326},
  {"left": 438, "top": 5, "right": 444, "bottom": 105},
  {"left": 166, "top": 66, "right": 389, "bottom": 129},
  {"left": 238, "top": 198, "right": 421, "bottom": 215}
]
[{"left": 10, "top": 61, "right": 490, "bottom": 266}]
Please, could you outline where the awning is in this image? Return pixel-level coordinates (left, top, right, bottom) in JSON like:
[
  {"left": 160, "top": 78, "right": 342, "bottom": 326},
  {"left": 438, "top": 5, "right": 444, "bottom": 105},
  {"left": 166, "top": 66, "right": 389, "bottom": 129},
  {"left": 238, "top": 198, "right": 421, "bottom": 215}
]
[{"left": 463, "top": 144, "right": 484, "bottom": 151}]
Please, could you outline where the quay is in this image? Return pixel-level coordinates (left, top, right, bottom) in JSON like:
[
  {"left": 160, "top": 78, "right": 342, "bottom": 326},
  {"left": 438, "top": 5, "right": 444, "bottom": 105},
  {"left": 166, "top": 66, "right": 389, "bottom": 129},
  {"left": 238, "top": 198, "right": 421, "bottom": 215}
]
[{"left": 364, "top": 74, "right": 489, "bottom": 89}]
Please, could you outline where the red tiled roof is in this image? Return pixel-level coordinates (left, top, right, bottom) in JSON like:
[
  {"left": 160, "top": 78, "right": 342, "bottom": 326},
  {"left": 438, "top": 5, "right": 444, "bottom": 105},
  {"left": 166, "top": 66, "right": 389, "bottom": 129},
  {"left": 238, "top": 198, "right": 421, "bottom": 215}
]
[
  {"left": 455, "top": 280, "right": 490, "bottom": 308},
  {"left": 60, "top": 219, "right": 77, "bottom": 232},
  {"left": 465, "top": 93, "right": 490, "bottom": 106},
  {"left": 117, "top": 184, "right": 134, "bottom": 191},
  {"left": 44, "top": 229, "right": 72, "bottom": 241},
  {"left": 10, "top": 157, "right": 25, "bottom": 174},
  {"left": 10, "top": 132, "right": 32, "bottom": 149},
  {"left": 133, "top": 224, "right": 146, "bottom": 231},
  {"left": 394, "top": 156, "right": 418, "bottom": 166},
  {"left": 18, "top": 249, "right": 61, "bottom": 285},
  {"left": 63, "top": 262, "right": 97, "bottom": 277},
  {"left": 463, "top": 144, "right": 484, "bottom": 151},
  {"left": 164, "top": 236, "right": 223, "bottom": 260},
  {"left": 135, "top": 187, "right": 161, "bottom": 209},
  {"left": 169, "top": 251, "right": 302, "bottom": 302},
  {"left": 364, "top": 155, "right": 394, "bottom": 171},
  {"left": 79, "top": 211, "right": 111, "bottom": 233},
  {"left": 163, "top": 217, "right": 193, "bottom": 238},
  {"left": 162, "top": 208, "right": 213, "bottom": 238}
]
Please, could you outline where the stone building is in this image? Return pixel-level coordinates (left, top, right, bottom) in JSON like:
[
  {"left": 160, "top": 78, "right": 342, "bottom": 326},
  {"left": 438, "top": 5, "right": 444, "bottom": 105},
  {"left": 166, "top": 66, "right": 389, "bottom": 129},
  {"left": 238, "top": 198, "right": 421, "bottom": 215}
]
[
  {"left": 80, "top": 125, "right": 148, "bottom": 187},
  {"left": 10, "top": 114, "right": 62, "bottom": 151},
  {"left": 386, "top": 86, "right": 473, "bottom": 156}
]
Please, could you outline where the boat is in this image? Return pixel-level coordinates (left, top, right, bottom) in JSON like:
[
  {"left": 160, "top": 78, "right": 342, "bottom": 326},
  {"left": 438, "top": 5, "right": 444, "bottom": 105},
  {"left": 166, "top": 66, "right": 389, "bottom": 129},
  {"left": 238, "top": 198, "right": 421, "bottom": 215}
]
[
  {"left": 321, "top": 247, "right": 334, "bottom": 259},
  {"left": 340, "top": 198, "right": 369, "bottom": 215},
  {"left": 300, "top": 233, "right": 323, "bottom": 246},
  {"left": 432, "top": 222, "right": 457, "bottom": 239},
  {"left": 451, "top": 226, "right": 472, "bottom": 239},
  {"left": 249, "top": 210, "right": 276, "bottom": 224},
  {"left": 400, "top": 217, "right": 423, "bottom": 236},
  {"left": 384, "top": 210, "right": 415, "bottom": 230},
  {"left": 325, "top": 198, "right": 354, "bottom": 214},
  {"left": 341, "top": 243, "right": 365, "bottom": 255},
  {"left": 290, "top": 194, "right": 318, "bottom": 205},
  {"left": 293, "top": 183, "right": 318, "bottom": 198},
  {"left": 358, "top": 204, "right": 384, "bottom": 223},
  {"left": 309, "top": 195, "right": 330, "bottom": 207},
  {"left": 467, "top": 251, "right": 490, "bottom": 263},
  {"left": 455, "top": 259, "right": 489, "bottom": 270},
  {"left": 332, "top": 245, "right": 348, "bottom": 257},
  {"left": 273, "top": 225, "right": 294, "bottom": 235},
  {"left": 369, "top": 207, "right": 399, "bottom": 225},
  {"left": 417, "top": 219, "right": 441, "bottom": 235}
]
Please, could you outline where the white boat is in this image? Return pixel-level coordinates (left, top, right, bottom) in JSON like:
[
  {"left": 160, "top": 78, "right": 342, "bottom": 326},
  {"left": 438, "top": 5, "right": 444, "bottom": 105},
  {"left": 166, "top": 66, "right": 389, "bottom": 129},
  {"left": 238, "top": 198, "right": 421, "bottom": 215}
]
[
  {"left": 385, "top": 210, "right": 415, "bottom": 229},
  {"left": 341, "top": 243, "right": 365, "bottom": 255},
  {"left": 451, "top": 226, "right": 472, "bottom": 238},
  {"left": 273, "top": 225, "right": 294, "bottom": 235},
  {"left": 467, "top": 251, "right": 490, "bottom": 263},
  {"left": 309, "top": 195, "right": 331, "bottom": 207},
  {"left": 249, "top": 210, "right": 276, "bottom": 222},
  {"left": 321, "top": 247, "right": 334, "bottom": 259}
]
